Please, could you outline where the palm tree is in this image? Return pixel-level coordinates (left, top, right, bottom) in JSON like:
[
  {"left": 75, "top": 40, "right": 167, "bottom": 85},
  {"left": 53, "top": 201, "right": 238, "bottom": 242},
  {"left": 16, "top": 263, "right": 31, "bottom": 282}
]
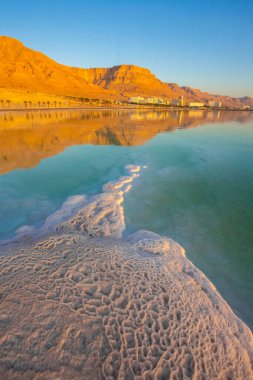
[
  {"left": 0, "top": 100, "right": 4, "bottom": 108},
  {"left": 47, "top": 101, "right": 50, "bottom": 108},
  {"left": 24, "top": 100, "right": 27, "bottom": 108},
  {"left": 6, "top": 100, "right": 11, "bottom": 108}
]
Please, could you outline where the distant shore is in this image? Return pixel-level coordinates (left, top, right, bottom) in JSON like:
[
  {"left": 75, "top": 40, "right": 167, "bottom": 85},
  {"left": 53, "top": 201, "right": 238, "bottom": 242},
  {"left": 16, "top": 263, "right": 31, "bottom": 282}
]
[{"left": 0, "top": 105, "right": 251, "bottom": 113}]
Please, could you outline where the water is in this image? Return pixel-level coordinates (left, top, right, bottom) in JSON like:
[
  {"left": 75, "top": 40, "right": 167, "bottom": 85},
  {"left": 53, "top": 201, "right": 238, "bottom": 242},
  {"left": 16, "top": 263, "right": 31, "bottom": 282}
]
[{"left": 0, "top": 109, "right": 253, "bottom": 328}]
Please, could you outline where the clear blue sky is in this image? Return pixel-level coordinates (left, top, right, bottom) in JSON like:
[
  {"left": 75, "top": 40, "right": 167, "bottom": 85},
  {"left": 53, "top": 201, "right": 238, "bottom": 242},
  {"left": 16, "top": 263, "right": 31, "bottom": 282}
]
[{"left": 1, "top": 0, "right": 253, "bottom": 97}]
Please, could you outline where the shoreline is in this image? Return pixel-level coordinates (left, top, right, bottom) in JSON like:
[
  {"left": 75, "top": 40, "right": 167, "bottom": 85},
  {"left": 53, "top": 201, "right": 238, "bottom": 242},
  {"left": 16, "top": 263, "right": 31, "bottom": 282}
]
[
  {"left": 0, "top": 165, "right": 253, "bottom": 378},
  {"left": 0, "top": 106, "right": 252, "bottom": 113}
]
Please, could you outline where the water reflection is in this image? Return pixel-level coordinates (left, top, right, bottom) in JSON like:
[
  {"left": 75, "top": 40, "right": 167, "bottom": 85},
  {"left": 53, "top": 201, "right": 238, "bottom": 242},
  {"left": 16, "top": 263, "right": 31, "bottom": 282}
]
[{"left": 0, "top": 109, "right": 252, "bottom": 174}]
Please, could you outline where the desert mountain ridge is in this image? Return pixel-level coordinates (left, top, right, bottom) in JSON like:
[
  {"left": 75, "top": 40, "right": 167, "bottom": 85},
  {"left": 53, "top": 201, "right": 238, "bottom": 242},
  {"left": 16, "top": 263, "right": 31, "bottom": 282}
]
[{"left": 0, "top": 35, "right": 252, "bottom": 108}]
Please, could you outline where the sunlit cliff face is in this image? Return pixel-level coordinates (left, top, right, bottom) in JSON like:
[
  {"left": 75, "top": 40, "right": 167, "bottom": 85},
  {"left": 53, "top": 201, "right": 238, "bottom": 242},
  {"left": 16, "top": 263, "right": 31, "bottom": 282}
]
[{"left": 0, "top": 109, "right": 253, "bottom": 175}]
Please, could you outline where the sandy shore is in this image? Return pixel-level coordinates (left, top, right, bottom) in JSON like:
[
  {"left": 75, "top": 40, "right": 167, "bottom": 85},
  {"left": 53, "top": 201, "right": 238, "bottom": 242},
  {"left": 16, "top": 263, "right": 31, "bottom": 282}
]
[{"left": 0, "top": 166, "right": 252, "bottom": 379}]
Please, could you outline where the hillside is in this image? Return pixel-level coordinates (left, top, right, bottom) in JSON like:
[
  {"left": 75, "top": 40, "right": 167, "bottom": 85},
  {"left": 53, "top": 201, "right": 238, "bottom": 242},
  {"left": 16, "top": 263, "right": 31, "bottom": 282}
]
[
  {"left": 0, "top": 36, "right": 253, "bottom": 108},
  {"left": 0, "top": 36, "right": 113, "bottom": 100},
  {"left": 72, "top": 65, "right": 177, "bottom": 99}
]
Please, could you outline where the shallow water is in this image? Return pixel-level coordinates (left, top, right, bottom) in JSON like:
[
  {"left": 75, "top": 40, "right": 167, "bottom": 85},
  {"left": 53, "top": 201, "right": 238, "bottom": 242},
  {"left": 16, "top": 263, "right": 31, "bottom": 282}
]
[{"left": 0, "top": 109, "right": 253, "bottom": 328}]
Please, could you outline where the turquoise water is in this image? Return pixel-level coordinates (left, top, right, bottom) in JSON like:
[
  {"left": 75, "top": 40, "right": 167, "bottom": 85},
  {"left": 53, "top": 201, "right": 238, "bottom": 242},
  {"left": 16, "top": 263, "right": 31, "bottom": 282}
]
[{"left": 0, "top": 111, "right": 253, "bottom": 328}]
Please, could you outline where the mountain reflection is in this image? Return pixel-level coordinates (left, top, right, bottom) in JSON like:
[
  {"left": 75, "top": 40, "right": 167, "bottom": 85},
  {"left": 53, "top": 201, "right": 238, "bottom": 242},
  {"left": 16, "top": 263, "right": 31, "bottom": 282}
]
[{"left": 0, "top": 109, "right": 252, "bottom": 174}]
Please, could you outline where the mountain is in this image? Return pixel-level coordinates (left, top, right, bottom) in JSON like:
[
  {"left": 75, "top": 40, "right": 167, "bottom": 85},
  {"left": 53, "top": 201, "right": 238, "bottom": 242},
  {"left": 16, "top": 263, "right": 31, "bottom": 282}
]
[
  {"left": 175, "top": 86, "right": 252, "bottom": 108},
  {"left": 72, "top": 65, "right": 177, "bottom": 99},
  {"left": 0, "top": 36, "right": 113, "bottom": 99},
  {"left": 0, "top": 36, "right": 252, "bottom": 108}
]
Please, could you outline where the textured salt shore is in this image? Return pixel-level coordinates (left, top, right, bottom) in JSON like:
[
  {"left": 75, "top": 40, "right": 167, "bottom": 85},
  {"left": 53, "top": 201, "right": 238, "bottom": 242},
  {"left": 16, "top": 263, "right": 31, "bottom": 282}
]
[{"left": 0, "top": 166, "right": 253, "bottom": 379}]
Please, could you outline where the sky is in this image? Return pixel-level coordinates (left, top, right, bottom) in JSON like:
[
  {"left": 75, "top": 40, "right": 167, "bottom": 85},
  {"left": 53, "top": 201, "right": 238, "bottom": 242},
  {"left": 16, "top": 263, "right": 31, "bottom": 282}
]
[{"left": 1, "top": 0, "right": 253, "bottom": 97}]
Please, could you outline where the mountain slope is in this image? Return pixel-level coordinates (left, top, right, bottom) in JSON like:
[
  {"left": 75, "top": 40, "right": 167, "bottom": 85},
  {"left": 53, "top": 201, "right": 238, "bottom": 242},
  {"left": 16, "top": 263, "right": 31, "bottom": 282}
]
[
  {"left": 0, "top": 36, "right": 252, "bottom": 107},
  {"left": 72, "top": 65, "right": 177, "bottom": 98},
  {"left": 180, "top": 86, "right": 250, "bottom": 108},
  {"left": 0, "top": 36, "right": 113, "bottom": 99}
]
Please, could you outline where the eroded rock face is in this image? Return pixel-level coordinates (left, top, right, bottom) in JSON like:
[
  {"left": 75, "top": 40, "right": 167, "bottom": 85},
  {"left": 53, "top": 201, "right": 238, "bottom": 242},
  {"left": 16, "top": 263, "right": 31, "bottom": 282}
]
[
  {"left": 82, "top": 65, "right": 176, "bottom": 99},
  {"left": 0, "top": 232, "right": 252, "bottom": 380}
]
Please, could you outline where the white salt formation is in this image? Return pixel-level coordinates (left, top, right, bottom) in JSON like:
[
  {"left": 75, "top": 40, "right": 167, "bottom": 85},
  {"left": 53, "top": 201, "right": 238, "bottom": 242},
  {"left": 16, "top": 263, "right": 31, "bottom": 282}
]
[
  {"left": 0, "top": 165, "right": 252, "bottom": 379},
  {"left": 55, "top": 165, "right": 141, "bottom": 239},
  {"left": 2, "top": 165, "right": 142, "bottom": 244}
]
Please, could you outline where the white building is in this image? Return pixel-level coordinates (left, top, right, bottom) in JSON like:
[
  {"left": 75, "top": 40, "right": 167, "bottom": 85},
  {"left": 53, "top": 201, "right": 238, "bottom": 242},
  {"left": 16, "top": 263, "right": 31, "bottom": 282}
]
[
  {"left": 157, "top": 98, "right": 166, "bottom": 104},
  {"left": 171, "top": 98, "right": 181, "bottom": 106},
  {"left": 147, "top": 97, "right": 166, "bottom": 104},
  {"left": 189, "top": 102, "right": 204, "bottom": 108},
  {"left": 129, "top": 97, "right": 169, "bottom": 105},
  {"left": 208, "top": 100, "right": 222, "bottom": 108},
  {"left": 171, "top": 96, "right": 185, "bottom": 107},
  {"left": 179, "top": 96, "right": 185, "bottom": 106},
  {"left": 129, "top": 96, "right": 170, "bottom": 105},
  {"left": 129, "top": 96, "right": 145, "bottom": 104}
]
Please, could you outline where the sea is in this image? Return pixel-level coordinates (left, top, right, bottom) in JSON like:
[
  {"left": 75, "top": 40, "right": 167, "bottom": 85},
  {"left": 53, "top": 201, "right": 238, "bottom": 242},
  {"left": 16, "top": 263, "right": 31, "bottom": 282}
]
[{"left": 0, "top": 108, "right": 252, "bottom": 328}]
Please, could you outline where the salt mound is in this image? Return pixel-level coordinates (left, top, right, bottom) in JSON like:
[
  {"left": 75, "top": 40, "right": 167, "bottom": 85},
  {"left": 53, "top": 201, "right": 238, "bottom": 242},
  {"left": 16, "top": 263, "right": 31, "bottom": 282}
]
[
  {"left": 55, "top": 166, "right": 144, "bottom": 238},
  {"left": 56, "top": 191, "right": 125, "bottom": 238},
  {"left": 0, "top": 232, "right": 252, "bottom": 379},
  {"left": 0, "top": 164, "right": 252, "bottom": 378},
  {"left": 127, "top": 230, "right": 185, "bottom": 255}
]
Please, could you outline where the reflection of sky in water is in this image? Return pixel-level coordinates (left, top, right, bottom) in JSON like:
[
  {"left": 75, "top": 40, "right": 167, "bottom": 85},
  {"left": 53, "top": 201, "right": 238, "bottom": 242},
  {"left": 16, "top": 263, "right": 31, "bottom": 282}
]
[{"left": 0, "top": 111, "right": 253, "bottom": 329}]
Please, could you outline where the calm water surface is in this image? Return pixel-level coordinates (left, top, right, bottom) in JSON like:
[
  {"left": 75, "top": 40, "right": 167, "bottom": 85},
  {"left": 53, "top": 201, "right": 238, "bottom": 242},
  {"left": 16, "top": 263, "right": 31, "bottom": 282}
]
[{"left": 0, "top": 109, "right": 252, "bottom": 328}]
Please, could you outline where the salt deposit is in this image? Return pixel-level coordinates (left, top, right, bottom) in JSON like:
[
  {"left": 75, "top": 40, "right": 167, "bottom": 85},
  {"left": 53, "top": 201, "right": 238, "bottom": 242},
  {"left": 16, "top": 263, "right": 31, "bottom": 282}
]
[{"left": 0, "top": 164, "right": 252, "bottom": 379}]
